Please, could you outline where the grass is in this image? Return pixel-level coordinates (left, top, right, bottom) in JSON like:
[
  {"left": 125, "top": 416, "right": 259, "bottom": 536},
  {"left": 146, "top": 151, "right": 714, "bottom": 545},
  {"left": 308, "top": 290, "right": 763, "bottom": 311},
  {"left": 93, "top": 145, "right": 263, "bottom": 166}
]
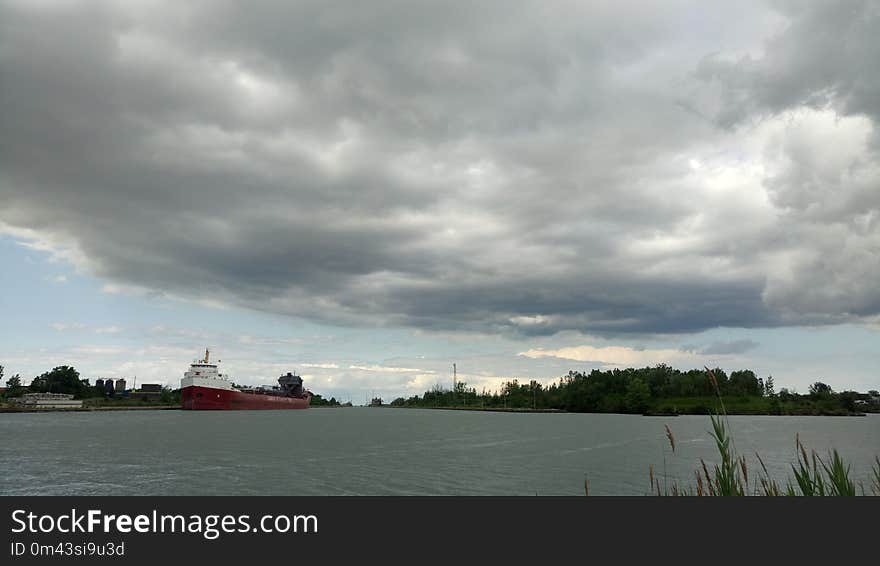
[{"left": 873, "top": 456, "right": 880, "bottom": 496}]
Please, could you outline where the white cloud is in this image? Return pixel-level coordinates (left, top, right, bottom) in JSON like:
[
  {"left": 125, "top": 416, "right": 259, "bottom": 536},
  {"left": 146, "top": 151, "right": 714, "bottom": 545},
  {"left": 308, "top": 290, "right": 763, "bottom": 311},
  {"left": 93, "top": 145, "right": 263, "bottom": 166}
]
[
  {"left": 238, "top": 335, "right": 305, "bottom": 346},
  {"left": 519, "top": 345, "right": 705, "bottom": 369},
  {"left": 95, "top": 326, "right": 123, "bottom": 334},
  {"left": 0, "top": 222, "right": 92, "bottom": 270},
  {"left": 71, "top": 346, "right": 125, "bottom": 355},
  {"left": 49, "top": 322, "right": 86, "bottom": 332},
  {"left": 348, "top": 365, "right": 431, "bottom": 374}
]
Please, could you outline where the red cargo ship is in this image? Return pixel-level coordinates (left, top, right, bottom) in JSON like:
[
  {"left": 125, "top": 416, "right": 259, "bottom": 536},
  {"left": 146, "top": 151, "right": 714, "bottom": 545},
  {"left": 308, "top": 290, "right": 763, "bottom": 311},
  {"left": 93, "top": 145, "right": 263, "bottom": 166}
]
[{"left": 181, "top": 349, "right": 312, "bottom": 410}]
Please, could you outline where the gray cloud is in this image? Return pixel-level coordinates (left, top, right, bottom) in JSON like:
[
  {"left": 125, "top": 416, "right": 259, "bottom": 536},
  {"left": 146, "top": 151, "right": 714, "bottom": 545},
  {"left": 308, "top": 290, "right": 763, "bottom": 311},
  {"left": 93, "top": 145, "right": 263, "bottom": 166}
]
[
  {"left": 698, "top": 339, "right": 760, "bottom": 356},
  {"left": 695, "top": 0, "right": 880, "bottom": 128},
  {"left": 1, "top": 0, "right": 878, "bottom": 336},
  {"left": 694, "top": 0, "right": 880, "bottom": 320}
]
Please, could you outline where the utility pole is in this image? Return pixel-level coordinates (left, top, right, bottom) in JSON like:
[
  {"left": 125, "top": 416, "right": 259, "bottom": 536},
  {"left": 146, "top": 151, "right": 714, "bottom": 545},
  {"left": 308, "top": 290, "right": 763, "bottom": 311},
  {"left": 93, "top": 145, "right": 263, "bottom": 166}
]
[{"left": 453, "top": 363, "right": 457, "bottom": 405}]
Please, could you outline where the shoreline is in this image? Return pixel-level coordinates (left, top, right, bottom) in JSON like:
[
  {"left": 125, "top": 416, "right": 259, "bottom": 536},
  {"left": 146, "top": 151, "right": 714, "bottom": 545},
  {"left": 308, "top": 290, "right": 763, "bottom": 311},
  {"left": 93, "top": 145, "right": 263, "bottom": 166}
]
[
  {"left": 1, "top": 404, "right": 870, "bottom": 416},
  {"left": 384, "top": 405, "right": 869, "bottom": 417},
  {"left": 399, "top": 406, "right": 564, "bottom": 413},
  {"left": 0, "top": 405, "right": 181, "bottom": 413}
]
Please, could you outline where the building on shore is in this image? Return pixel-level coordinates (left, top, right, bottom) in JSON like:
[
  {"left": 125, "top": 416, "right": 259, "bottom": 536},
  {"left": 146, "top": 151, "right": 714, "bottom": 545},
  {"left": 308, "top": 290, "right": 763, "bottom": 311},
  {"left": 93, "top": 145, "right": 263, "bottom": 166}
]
[
  {"left": 11, "top": 393, "right": 83, "bottom": 409},
  {"left": 129, "top": 383, "right": 164, "bottom": 402}
]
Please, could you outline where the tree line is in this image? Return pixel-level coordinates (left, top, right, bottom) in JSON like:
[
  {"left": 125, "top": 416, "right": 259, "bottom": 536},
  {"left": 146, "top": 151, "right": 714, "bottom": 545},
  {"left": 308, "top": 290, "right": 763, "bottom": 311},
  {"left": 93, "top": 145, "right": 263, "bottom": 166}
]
[
  {"left": 4, "top": 363, "right": 877, "bottom": 414},
  {"left": 1, "top": 364, "right": 177, "bottom": 404},
  {"left": 388, "top": 365, "right": 880, "bottom": 415}
]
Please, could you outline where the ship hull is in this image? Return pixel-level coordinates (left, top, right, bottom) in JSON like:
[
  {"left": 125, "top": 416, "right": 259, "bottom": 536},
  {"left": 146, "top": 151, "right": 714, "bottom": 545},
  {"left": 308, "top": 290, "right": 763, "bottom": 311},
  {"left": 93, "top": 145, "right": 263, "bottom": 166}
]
[{"left": 181, "top": 385, "right": 311, "bottom": 410}]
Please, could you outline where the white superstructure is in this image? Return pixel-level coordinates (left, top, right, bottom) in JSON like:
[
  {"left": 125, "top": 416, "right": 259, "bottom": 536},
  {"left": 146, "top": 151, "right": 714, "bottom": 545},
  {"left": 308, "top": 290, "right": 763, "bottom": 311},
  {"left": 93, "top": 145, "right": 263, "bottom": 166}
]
[{"left": 180, "top": 349, "right": 234, "bottom": 391}]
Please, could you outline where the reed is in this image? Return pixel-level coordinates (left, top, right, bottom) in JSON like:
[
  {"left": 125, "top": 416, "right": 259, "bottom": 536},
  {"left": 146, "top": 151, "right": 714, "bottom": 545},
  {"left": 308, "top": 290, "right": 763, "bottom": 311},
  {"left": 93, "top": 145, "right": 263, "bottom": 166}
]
[
  {"left": 872, "top": 456, "right": 880, "bottom": 496},
  {"left": 586, "top": 368, "right": 876, "bottom": 496},
  {"left": 656, "top": 371, "right": 868, "bottom": 496}
]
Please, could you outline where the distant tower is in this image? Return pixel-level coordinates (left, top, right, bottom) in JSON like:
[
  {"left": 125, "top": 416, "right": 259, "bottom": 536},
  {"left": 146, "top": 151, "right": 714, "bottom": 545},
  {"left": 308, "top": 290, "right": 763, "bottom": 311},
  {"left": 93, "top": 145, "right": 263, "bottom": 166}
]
[
  {"left": 115, "top": 378, "right": 126, "bottom": 392},
  {"left": 453, "top": 363, "right": 457, "bottom": 390},
  {"left": 95, "top": 378, "right": 105, "bottom": 389}
]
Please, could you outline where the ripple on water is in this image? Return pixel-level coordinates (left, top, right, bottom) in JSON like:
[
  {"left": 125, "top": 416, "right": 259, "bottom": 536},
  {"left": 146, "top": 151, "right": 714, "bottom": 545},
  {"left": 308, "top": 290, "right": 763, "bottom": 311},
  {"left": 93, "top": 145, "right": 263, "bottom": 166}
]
[{"left": 1, "top": 410, "right": 877, "bottom": 495}]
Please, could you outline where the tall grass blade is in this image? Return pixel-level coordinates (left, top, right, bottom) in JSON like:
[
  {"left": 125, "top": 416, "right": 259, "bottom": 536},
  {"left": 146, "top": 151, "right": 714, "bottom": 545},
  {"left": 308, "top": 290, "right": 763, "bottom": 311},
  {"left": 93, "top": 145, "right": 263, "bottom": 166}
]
[{"left": 872, "top": 457, "right": 880, "bottom": 496}]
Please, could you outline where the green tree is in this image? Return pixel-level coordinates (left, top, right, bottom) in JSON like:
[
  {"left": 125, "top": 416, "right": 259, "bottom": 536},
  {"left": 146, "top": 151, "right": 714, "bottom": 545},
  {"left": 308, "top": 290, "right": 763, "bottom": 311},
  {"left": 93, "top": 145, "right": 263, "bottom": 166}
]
[
  {"left": 837, "top": 391, "right": 859, "bottom": 412},
  {"left": 809, "top": 382, "right": 833, "bottom": 398},
  {"left": 729, "top": 370, "right": 761, "bottom": 396},
  {"left": 624, "top": 378, "right": 651, "bottom": 414},
  {"left": 30, "top": 366, "right": 87, "bottom": 397},
  {"left": 5, "top": 373, "right": 24, "bottom": 398},
  {"left": 159, "top": 386, "right": 175, "bottom": 404},
  {"left": 764, "top": 375, "right": 775, "bottom": 397}
]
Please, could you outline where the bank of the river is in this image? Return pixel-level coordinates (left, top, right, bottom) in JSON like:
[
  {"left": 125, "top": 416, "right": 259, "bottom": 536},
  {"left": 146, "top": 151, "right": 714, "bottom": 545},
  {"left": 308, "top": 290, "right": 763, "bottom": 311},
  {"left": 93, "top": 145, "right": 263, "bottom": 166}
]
[
  {"left": 0, "top": 404, "right": 179, "bottom": 413},
  {"left": 385, "top": 403, "right": 867, "bottom": 417},
  {"left": 386, "top": 405, "right": 564, "bottom": 413},
  {"left": 392, "top": 396, "right": 880, "bottom": 417},
  {"left": 1, "top": 402, "right": 865, "bottom": 416}
]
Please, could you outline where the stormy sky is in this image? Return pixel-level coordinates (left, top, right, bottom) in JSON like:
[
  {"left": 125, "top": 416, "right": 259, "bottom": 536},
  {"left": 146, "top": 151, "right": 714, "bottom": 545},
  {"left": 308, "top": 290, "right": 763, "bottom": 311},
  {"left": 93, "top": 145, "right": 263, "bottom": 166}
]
[{"left": 1, "top": 0, "right": 878, "bottom": 398}]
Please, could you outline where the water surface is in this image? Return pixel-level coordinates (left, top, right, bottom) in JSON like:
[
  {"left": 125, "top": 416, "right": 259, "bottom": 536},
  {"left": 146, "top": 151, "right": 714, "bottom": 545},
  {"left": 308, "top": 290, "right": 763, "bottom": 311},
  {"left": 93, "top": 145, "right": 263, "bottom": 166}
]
[{"left": 1, "top": 408, "right": 877, "bottom": 495}]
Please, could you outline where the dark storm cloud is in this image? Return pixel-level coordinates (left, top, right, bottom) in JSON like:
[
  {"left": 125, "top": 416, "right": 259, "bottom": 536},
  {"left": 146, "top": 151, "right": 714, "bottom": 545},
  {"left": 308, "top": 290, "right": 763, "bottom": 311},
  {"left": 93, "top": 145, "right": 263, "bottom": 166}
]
[
  {"left": 696, "top": 0, "right": 880, "bottom": 128},
  {"left": 1, "top": 0, "right": 878, "bottom": 335}
]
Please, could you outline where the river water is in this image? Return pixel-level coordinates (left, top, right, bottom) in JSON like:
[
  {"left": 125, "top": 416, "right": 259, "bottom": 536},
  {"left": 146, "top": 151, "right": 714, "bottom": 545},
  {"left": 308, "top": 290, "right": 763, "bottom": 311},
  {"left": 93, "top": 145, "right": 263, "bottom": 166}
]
[{"left": 1, "top": 408, "right": 877, "bottom": 495}]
